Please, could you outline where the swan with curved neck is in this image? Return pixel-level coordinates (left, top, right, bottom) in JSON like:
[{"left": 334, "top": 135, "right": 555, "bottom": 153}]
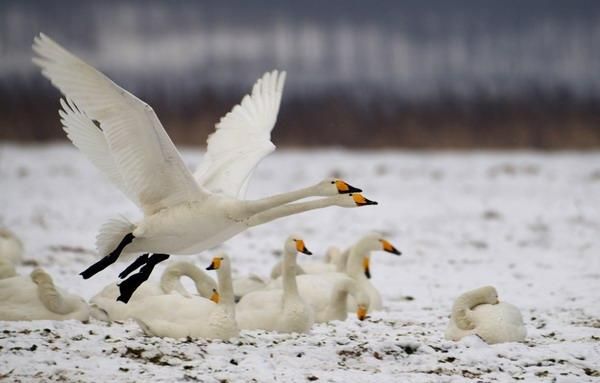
[
  {"left": 0, "top": 228, "right": 24, "bottom": 265},
  {"left": 236, "top": 235, "right": 314, "bottom": 333},
  {"left": 33, "top": 34, "right": 377, "bottom": 303},
  {"left": 0, "top": 268, "right": 89, "bottom": 321},
  {"left": 90, "top": 261, "right": 217, "bottom": 321},
  {"left": 344, "top": 233, "right": 401, "bottom": 311},
  {"left": 445, "top": 286, "right": 527, "bottom": 344},
  {"left": 135, "top": 254, "right": 238, "bottom": 340}
]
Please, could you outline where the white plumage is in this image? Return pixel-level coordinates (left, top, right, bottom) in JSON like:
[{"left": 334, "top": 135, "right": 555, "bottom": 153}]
[{"left": 32, "top": 33, "right": 375, "bottom": 300}]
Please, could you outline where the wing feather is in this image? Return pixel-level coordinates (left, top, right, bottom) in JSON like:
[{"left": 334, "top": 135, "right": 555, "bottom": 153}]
[
  {"left": 33, "top": 33, "right": 204, "bottom": 214},
  {"left": 194, "top": 70, "right": 286, "bottom": 198}
]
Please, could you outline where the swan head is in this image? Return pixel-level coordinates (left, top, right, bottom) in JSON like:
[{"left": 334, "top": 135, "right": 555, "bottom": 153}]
[
  {"left": 209, "top": 288, "right": 220, "bottom": 303},
  {"left": 475, "top": 285, "right": 499, "bottom": 305},
  {"left": 319, "top": 178, "right": 362, "bottom": 196},
  {"left": 358, "top": 232, "right": 401, "bottom": 255},
  {"left": 30, "top": 268, "right": 52, "bottom": 284},
  {"left": 332, "top": 193, "right": 378, "bottom": 207},
  {"left": 285, "top": 235, "right": 312, "bottom": 255},
  {"left": 206, "top": 254, "right": 228, "bottom": 270},
  {"left": 357, "top": 303, "right": 369, "bottom": 321}
]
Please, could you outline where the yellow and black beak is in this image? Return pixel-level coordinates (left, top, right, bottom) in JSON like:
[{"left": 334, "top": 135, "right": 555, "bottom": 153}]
[
  {"left": 362, "top": 256, "right": 371, "bottom": 279},
  {"left": 295, "top": 239, "right": 312, "bottom": 255},
  {"left": 335, "top": 180, "right": 362, "bottom": 194},
  {"left": 380, "top": 239, "right": 401, "bottom": 255},
  {"left": 357, "top": 304, "right": 368, "bottom": 321},
  {"left": 206, "top": 257, "right": 222, "bottom": 270},
  {"left": 351, "top": 193, "right": 378, "bottom": 206},
  {"left": 209, "top": 288, "right": 220, "bottom": 303}
]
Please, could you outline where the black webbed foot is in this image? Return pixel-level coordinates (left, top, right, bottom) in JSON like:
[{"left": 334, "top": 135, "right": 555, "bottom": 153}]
[
  {"left": 80, "top": 233, "right": 135, "bottom": 279},
  {"left": 117, "top": 253, "right": 169, "bottom": 303},
  {"left": 118, "top": 253, "right": 150, "bottom": 279}
]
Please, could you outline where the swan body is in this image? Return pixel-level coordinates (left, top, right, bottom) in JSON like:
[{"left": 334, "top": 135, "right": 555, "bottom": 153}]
[
  {"left": 445, "top": 286, "right": 527, "bottom": 344},
  {"left": 0, "top": 228, "right": 24, "bottom": 265},
  {"left": 270, "top": 273, "right": 370, "bottom": 322},
  {"left": 236, "top": 236, "right": 314, "bottom": 333},
  {"left": 135, "top": 255, "right": 238, "bottom": 340},
  {"left": 269, "top": 246, "right": 348, "bottom": 280},
  {"left": 33, "top": 33, "right": 375, "bottom": 301},
  {"left": 0, "top": 268, "right": 89, "bottom": 321},
  {"left": 232, "top": 274, "right": 267, "bottom": 302},
  {"left": 90, "top": 261, "right": 216, "bottom": 321}
]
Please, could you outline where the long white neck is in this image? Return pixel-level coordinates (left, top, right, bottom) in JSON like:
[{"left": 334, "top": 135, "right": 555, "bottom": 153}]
[
  {"left": 451, "top": 289, "right": 491, "bottom": 330},
  {"left": 160, "top": 262, "right": 216, "bottom": 298},
  {"left": 246, "top": 197, "right": 340, "bottom": 227},
  {"left": 346, "top": 240, "right": 371, "bottom": 280},
  {"left": 216, "top": 261, "right": 236, "bottom": 317},
  {"left": 282, "top": 250, "right": 300, "bottom": 300},
  {"left": 0, "top": 257, "right": 16, "bottom": 279},
  {"left": 32, "top": 271, "right": 75, "bottom": 315},
  {"left": 241, "top": 184, "right": 323, "bottom": 216}
]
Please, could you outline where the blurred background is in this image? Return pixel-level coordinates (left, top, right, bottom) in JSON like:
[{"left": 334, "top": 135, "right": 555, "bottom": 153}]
[{"left": 1, "top": 0, "right": 599, "bottom": 148}]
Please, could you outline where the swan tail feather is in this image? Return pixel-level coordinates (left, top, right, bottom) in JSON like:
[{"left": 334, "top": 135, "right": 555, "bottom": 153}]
[{"left": 95, "top": 216, "right": 135, "bottom": 257}]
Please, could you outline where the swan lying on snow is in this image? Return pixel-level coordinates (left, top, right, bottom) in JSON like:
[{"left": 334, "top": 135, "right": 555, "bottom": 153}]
[
  {"left": 0, "top": 228, "right": 24, "bottom": 265},
  {"left": 0, "top": 268, "right": 89, "bottom": 321},
  {"left": 33, "top": 33, "right": 376, "bottom": 303},
  {"left": 90, "top": 261, "right": 217, "bottom": 321},
  {"left": 236, "top": 236, "right": 314, "bottom": 333},
  {"left": 445, "top": 286, "right": 527, "bottom": 344},
  {"left": 135, "top": 255, "right": 238, "bottom": 340}
]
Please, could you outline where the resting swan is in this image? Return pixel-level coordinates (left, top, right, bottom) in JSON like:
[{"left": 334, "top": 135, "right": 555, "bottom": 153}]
[
  {"left": 445, "top": 286, "right": 527, "bottom": 344},
  {"left": 236, "top": 236, "right": 314, "bottom": 333},
  {"left": 33, "top": 33, "right": 377, "bottom": 303},
  {"left": 0, "top": 228, "right": 24, "bottom": 265},
  {"left": 135, "top": 255, "right": 238, "bottom": 340},
  {"left": 90, "top": 261, "right": 217, "bottom": 321},
  {"left": 0, "top": 268, "right": 89, "bottom": 321}
]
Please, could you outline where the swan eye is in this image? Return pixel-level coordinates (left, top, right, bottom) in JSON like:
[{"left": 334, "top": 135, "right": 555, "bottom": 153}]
[
  {"left": 349, "top": 193, "right": 353, "bottom": 196},
  {"left": 330, "top": 181, "right": 335, "bottom": 184}
]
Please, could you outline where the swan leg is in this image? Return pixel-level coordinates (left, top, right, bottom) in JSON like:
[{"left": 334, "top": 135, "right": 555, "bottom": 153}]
[
  {"left": 118, "top": 253, "right": 150, "bottom": 279},
  {"left": 80, "top": 233, "right": 135, "bottom": 279},
  {"left": 117, "top": 253, "right": 169, "bottom": 303}
]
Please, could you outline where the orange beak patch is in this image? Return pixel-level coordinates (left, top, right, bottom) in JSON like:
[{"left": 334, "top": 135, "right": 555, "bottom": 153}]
[
  {"left": 210, "top": 288, "right": 220, "bottom": 303},
  {"left": 357, "top": 305, "right": 368, "bottom": 321},
  {"left": 206, "top": 257, "right": 222, "bottom": 270},
  {"left": 335, "top": 180, "right": 362, "bottom": 194},
  {"left": 352, "top": 193, "right": 378, "bottom": 206},
  {"left": 380, "top": 239, "right": 401, "bottom": 255},
  {"left": 295, "top": 239, "right": 312, "bottom": 255}
]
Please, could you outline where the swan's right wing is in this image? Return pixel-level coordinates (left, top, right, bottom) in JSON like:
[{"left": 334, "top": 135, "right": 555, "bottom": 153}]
[
  {"left": 33, "top": 33, "right": 205, "bottom": 214},
  {"left": 194, "top": 71, "right": 286, "bottom": 199}
]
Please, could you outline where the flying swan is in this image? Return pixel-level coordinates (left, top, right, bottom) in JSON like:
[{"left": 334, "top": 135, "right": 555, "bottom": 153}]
[{"left": 32, "top": 34, "right": 377, "bottom": 303}]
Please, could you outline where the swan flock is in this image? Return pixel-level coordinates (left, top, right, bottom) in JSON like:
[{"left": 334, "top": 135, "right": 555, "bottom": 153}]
[
  {"left": 32, "top": 33, "right": 377, "bottom": 303},
  {"left": 0, "top": 34, "right": 530, "bottom": 348}
]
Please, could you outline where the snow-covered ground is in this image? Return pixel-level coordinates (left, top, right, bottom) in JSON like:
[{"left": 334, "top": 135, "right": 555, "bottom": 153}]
[{"left": 1, "top": 144, "right": 599, "bottom": 382}]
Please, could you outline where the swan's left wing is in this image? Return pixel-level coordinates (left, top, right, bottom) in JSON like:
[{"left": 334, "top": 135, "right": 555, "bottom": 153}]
[{"left": 194, "top": 71, "right": 286, "bottom": 198}]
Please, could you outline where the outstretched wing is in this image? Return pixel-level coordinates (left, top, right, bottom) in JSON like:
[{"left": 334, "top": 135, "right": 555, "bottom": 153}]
[
  {"left": 33, "top": 33, "right": 205, "bottom": 214},
  {"left": 194, "top": 70, "right": 286, "bottom": 199}
]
